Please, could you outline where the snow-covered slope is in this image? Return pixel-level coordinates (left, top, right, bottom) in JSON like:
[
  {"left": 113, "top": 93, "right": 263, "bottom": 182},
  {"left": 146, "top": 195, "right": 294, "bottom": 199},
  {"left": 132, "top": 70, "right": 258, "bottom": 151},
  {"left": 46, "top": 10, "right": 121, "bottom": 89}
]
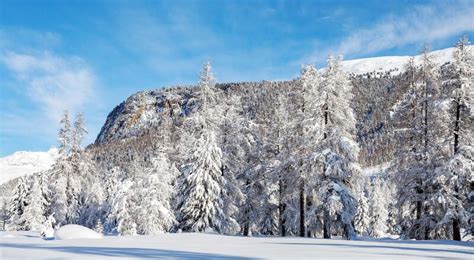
[
  {"left": 341, "top": 47, "right": 455, "bottom": 75},
  {"left": 0, "top": 147, "right": 58, "bottom": 184}
]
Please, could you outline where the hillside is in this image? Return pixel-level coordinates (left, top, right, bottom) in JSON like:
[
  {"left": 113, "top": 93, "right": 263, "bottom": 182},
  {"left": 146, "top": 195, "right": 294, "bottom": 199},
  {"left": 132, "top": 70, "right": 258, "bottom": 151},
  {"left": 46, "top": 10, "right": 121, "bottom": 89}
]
[
  {"left": 340, "top": 47, "right": 454, "bottom": 75},
  {"left": 0, "top": 147, "right": 58, "bottom": 185}
]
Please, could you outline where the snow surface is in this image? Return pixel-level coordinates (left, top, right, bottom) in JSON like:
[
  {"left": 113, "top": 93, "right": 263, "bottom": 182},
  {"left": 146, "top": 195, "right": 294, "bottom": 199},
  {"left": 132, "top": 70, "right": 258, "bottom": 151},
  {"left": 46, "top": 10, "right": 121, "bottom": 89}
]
[
  {"left": 0, "top": 147, "right": 58, "bottom": 184},
  {"left": 340, "top": 48, "right": 455, "bottom": 75},
  {"left": 54, "top": 225, "right": 103, "bottom": 240},
  {"left": 1, "top": 231, "right": 472, "bottom": 259}
]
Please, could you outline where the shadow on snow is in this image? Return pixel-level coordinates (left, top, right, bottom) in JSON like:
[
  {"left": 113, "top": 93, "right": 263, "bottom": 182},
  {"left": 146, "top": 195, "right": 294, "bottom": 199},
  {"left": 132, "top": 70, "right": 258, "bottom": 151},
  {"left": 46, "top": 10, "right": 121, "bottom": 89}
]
[
  {"left": 265, "top": 240, "right": 473, "bottom": 258},
  {"left": 0, "top": 243, "right": 258, "bottom": 259}
]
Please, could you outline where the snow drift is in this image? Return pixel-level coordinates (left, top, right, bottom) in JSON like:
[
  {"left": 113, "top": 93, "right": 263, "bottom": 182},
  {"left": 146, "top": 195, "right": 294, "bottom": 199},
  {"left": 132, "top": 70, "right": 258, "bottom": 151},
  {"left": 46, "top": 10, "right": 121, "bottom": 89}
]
[{"left": 54, "top": 224, "right": 103, "bottom": 240}]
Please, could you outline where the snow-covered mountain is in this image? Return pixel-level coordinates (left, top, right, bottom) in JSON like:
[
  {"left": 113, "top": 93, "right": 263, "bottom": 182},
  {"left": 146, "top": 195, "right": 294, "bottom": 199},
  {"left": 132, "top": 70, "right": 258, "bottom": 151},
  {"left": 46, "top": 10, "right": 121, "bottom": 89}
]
[
  {"left": 0, "top": 147, "right": 58, "bottom": 184},
  {"left": 340, "top": 47, "right": 454, "bottom": 75}
]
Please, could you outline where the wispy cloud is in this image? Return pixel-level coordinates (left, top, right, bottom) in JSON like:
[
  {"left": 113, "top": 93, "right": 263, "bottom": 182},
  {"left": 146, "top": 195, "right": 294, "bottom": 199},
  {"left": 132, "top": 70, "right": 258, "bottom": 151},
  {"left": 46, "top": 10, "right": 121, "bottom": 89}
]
[
  {"left": 304, "top": 1, "right": 474, "bottom": 63},
  {"left": 1, "top": 51, "right": 97, "bottom": 123}
]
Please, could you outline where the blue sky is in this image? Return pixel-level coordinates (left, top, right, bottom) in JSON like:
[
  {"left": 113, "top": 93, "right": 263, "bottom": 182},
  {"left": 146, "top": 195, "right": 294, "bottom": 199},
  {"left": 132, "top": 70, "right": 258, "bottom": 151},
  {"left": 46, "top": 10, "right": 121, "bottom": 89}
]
[{"left": 0, "top": 0, "right": 473, "bottom": 156}]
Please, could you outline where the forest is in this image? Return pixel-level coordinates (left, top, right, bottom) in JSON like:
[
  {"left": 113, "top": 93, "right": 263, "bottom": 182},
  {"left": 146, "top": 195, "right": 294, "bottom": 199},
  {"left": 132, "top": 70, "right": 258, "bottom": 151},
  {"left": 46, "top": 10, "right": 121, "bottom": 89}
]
[{"left": 5, "top": 37, "right": 473, "bottom": 242}]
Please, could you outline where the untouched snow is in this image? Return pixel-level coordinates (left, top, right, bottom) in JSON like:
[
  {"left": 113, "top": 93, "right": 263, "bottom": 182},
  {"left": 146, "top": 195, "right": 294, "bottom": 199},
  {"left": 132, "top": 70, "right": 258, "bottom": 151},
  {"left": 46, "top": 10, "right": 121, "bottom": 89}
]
[
  {"left": 54, "top": 225, "right": 103, "bottom": 240},
  {"left": 0, "top": 147, "right": 58, "bottom": 184},
  {"left": 340, "top": 47, "right": 455, "bottom": 75},
  {"left": 1, "top": 231, "right": 472, "bottom": 259}
]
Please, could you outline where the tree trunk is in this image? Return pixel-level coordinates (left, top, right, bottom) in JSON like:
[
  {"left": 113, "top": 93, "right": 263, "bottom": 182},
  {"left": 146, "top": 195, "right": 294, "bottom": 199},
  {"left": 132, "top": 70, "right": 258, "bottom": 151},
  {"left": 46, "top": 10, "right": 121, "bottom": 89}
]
[
  {"left": 322, "top": 101, "right": 331, "bottom": 239},
  {"left": 415, "top": 192, "right": 422, "bottom": 240},
  {"left": 243, "top": 178, "right": 251, "bottom": 236},
  {"left": 470, "top": 181, "right": 474, "bottom": 239},
  {"left": 453, "top": 100, "right": 461, "bottom": 154},
  {"left": 279, "top": 178, "right": 286, "bottom": 237},
  {"left": 306, "top": 196, "right": 312, "bottom": 237},
  {"left": 323, "top": 209, "right": 331, "bottom": 239},
  {"left": 452, "top": 219, "right": 461, "bottom": 241},
  {"left": 451, "top": 100, "right": 462, "bottom": 241},
  {"left": 299, "top": 180, "right": 305, "bottom": 237},
  {"left": 243, "top": 217, "right": 250, "bottom": 237}
]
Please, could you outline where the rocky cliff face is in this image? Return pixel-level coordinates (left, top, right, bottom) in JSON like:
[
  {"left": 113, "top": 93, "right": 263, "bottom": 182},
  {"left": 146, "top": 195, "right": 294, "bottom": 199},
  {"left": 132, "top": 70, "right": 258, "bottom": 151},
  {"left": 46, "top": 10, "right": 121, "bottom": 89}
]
[
  {"left": 95, "top": 81, "right": 292, "bottom": 145},
  {"left": 95, "top": 86, "right": 198, "bottom": 144}
]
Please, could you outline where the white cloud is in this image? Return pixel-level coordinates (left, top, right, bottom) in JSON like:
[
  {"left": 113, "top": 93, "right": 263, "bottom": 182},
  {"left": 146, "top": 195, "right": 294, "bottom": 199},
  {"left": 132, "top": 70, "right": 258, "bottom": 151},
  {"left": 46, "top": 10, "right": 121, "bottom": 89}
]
[
  {"left": 1, "top": 51, "right": 96, "bottom": 123},
  {"left": 306, "top": 1, "right": 474, "bottom": 63}
]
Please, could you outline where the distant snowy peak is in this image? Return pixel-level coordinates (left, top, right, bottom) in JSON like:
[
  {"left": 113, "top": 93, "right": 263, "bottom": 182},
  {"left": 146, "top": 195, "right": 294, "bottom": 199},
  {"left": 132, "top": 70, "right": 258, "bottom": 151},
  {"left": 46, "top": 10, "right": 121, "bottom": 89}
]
[
  {"left": 340, "top": 47, "right": 455, "bottom": 75},
  {"left": 0, "top": 147, "right": 58, "bottom": 184}
]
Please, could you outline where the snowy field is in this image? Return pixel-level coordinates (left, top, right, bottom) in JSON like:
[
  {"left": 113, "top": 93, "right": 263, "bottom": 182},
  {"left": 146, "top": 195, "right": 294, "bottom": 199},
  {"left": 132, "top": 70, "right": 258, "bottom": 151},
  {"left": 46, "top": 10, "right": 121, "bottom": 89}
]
[{"left": 1, "top": 231, "right": 472, "bottom": 260}]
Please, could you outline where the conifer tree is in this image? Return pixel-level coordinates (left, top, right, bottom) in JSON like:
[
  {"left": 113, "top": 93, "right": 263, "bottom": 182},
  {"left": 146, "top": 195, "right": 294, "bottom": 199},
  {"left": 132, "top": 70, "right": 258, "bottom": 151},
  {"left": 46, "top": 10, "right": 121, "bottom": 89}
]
[
  {"left": 8, "top": 176, "right": 30, "bottom": 230},
  {"left": 22, "top": 175, "right": 48, "bottom": 231},
  {"left": 435, "top": 36, "right": 473, "bottom": 240},
  {"left": 178, "top": 62, "right": 225, "bottom": 232},
  {"left": 135, "top": 153, "right": 176, "bottom": 234},
  {"left": 314, "top": 56, "right": 359, "bottom": 240}
]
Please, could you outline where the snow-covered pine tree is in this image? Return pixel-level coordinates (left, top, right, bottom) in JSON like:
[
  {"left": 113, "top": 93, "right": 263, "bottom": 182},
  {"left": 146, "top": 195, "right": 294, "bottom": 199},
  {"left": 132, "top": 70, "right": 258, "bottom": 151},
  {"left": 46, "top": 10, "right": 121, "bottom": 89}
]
[
  {"left": 314, "top": 55, "right": 359, "bottom": 240},
  {"left": 8, "top": 176, "right": 30, "bottom": 230},
  {"left": 393, "top": 45, "right": 449, "bottom": 240},
  {"left": 178, "top": 62, "right": 225, "bottom": 233},
  {"left": 390, "top": 57, "right": 425, "bottom": 239},
  {"left": 71, "top": 112, "right": 87, "bottom": 154},
  {"left": 135, "top": 152, "right": 176, "bottom": 234},
  {"left": 249, "top": 89, "right": 284, "bottom": 236},
  {"left": 237, "top": 92, "right": 275, "bottom": 236},
  {"left": 367, "top": 177, "right": 389, "bottom": 237},
  {"left": 1, "top": 199, "right": 8, "bottom": 230},
  {"left": 109, "top": 179, "right": 137, "bottom": 235},
  {"left": 48, "top": 164, "right": 70, "bottom": 226},
  {"left": 79, "top": 157, "right": 105, "bottom": 229},
  {"left": 178, "top": 128, "right": 225, "bottom": 232},
  {"left": 434, "top": 36, "right": 473, "bottom": 240},
  {"left": 299, "top": 64, "right": 322, "bottom": 237},
  {"left": 21, "top": 174, "right": 48, "bottom": 231},
  {"left": 48, "top": 110, "right": 73, "bottom": 225},
  {"left": 353, "top": 175, "right": 370, "bottom": 236},
  {"left": 58, "top": 109, "right": 71, "bottom": 157},
  {"left": 104, "top": 167, "right": 120, "bottom": 233},
  {"left": 49, "top": 112, "right": 85, "bottom": 226}
]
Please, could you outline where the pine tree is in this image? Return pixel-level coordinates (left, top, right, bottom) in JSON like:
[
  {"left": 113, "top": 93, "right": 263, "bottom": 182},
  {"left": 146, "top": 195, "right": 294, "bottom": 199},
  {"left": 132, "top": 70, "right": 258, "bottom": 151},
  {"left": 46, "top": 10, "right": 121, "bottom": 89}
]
[
  {"left": 49, "top": 113, "right": 88, "bottom": 226},
  {"left": 8, "top": 176, "right": 30, "bottom": 230},
  {"left": 178, "top": 62, "right": 226, "bottom": 233},
  {"left": 109, "top": 180, "right": 137, "bottom": 235},
  {"left": 178, "top": 129, "right": 225, "bottom": 232},
  {"left": 353, "top": 175, "right": 370, "bottom": 236},
  {"left": 135, "top": 153, "right": 176, "bottom": 234},
  {"left": 393, "top": 45, "right": 448, "bottom": 240},
  {"left": 58, "top": 110, "right": 71, "bottom": 157},
  {"left": 299, "top": 64, "right": 322, "bottom": 237},
  {"left": 71, "top": 113, "right": 87, "bottom": 154},
  {"left": 104, "top": 167, "right": 120, "bottom": 233},
  {"left": 219, "top": 94, "right": 244, "bottom": 235},
  {"left": 367, "top": 178, "right": 389, "bottom": 237},
  {"left": 22, "top": 175, "right": 48, "bottom": 231},
  {"left": 435, "top": 36, "right": 473, "bottom": 240},
  {"left": 314, "top": 55, "right": 359, "bottom": 240},
  {"left": 1, "top": 199, "right": 9, "bottom": 231}
]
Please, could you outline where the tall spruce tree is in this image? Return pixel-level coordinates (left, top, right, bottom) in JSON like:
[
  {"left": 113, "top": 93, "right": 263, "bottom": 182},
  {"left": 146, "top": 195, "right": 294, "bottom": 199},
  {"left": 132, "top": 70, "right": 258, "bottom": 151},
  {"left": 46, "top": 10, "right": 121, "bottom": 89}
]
[
  {"left": 435, "top": 36, "right": 473, "bottom": 240},
  {"left": 178, "top": 62, "right": 226, "bottom": 232},
  {"left": 314, "top": 56, "right": 359, "bottom": 240}
]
